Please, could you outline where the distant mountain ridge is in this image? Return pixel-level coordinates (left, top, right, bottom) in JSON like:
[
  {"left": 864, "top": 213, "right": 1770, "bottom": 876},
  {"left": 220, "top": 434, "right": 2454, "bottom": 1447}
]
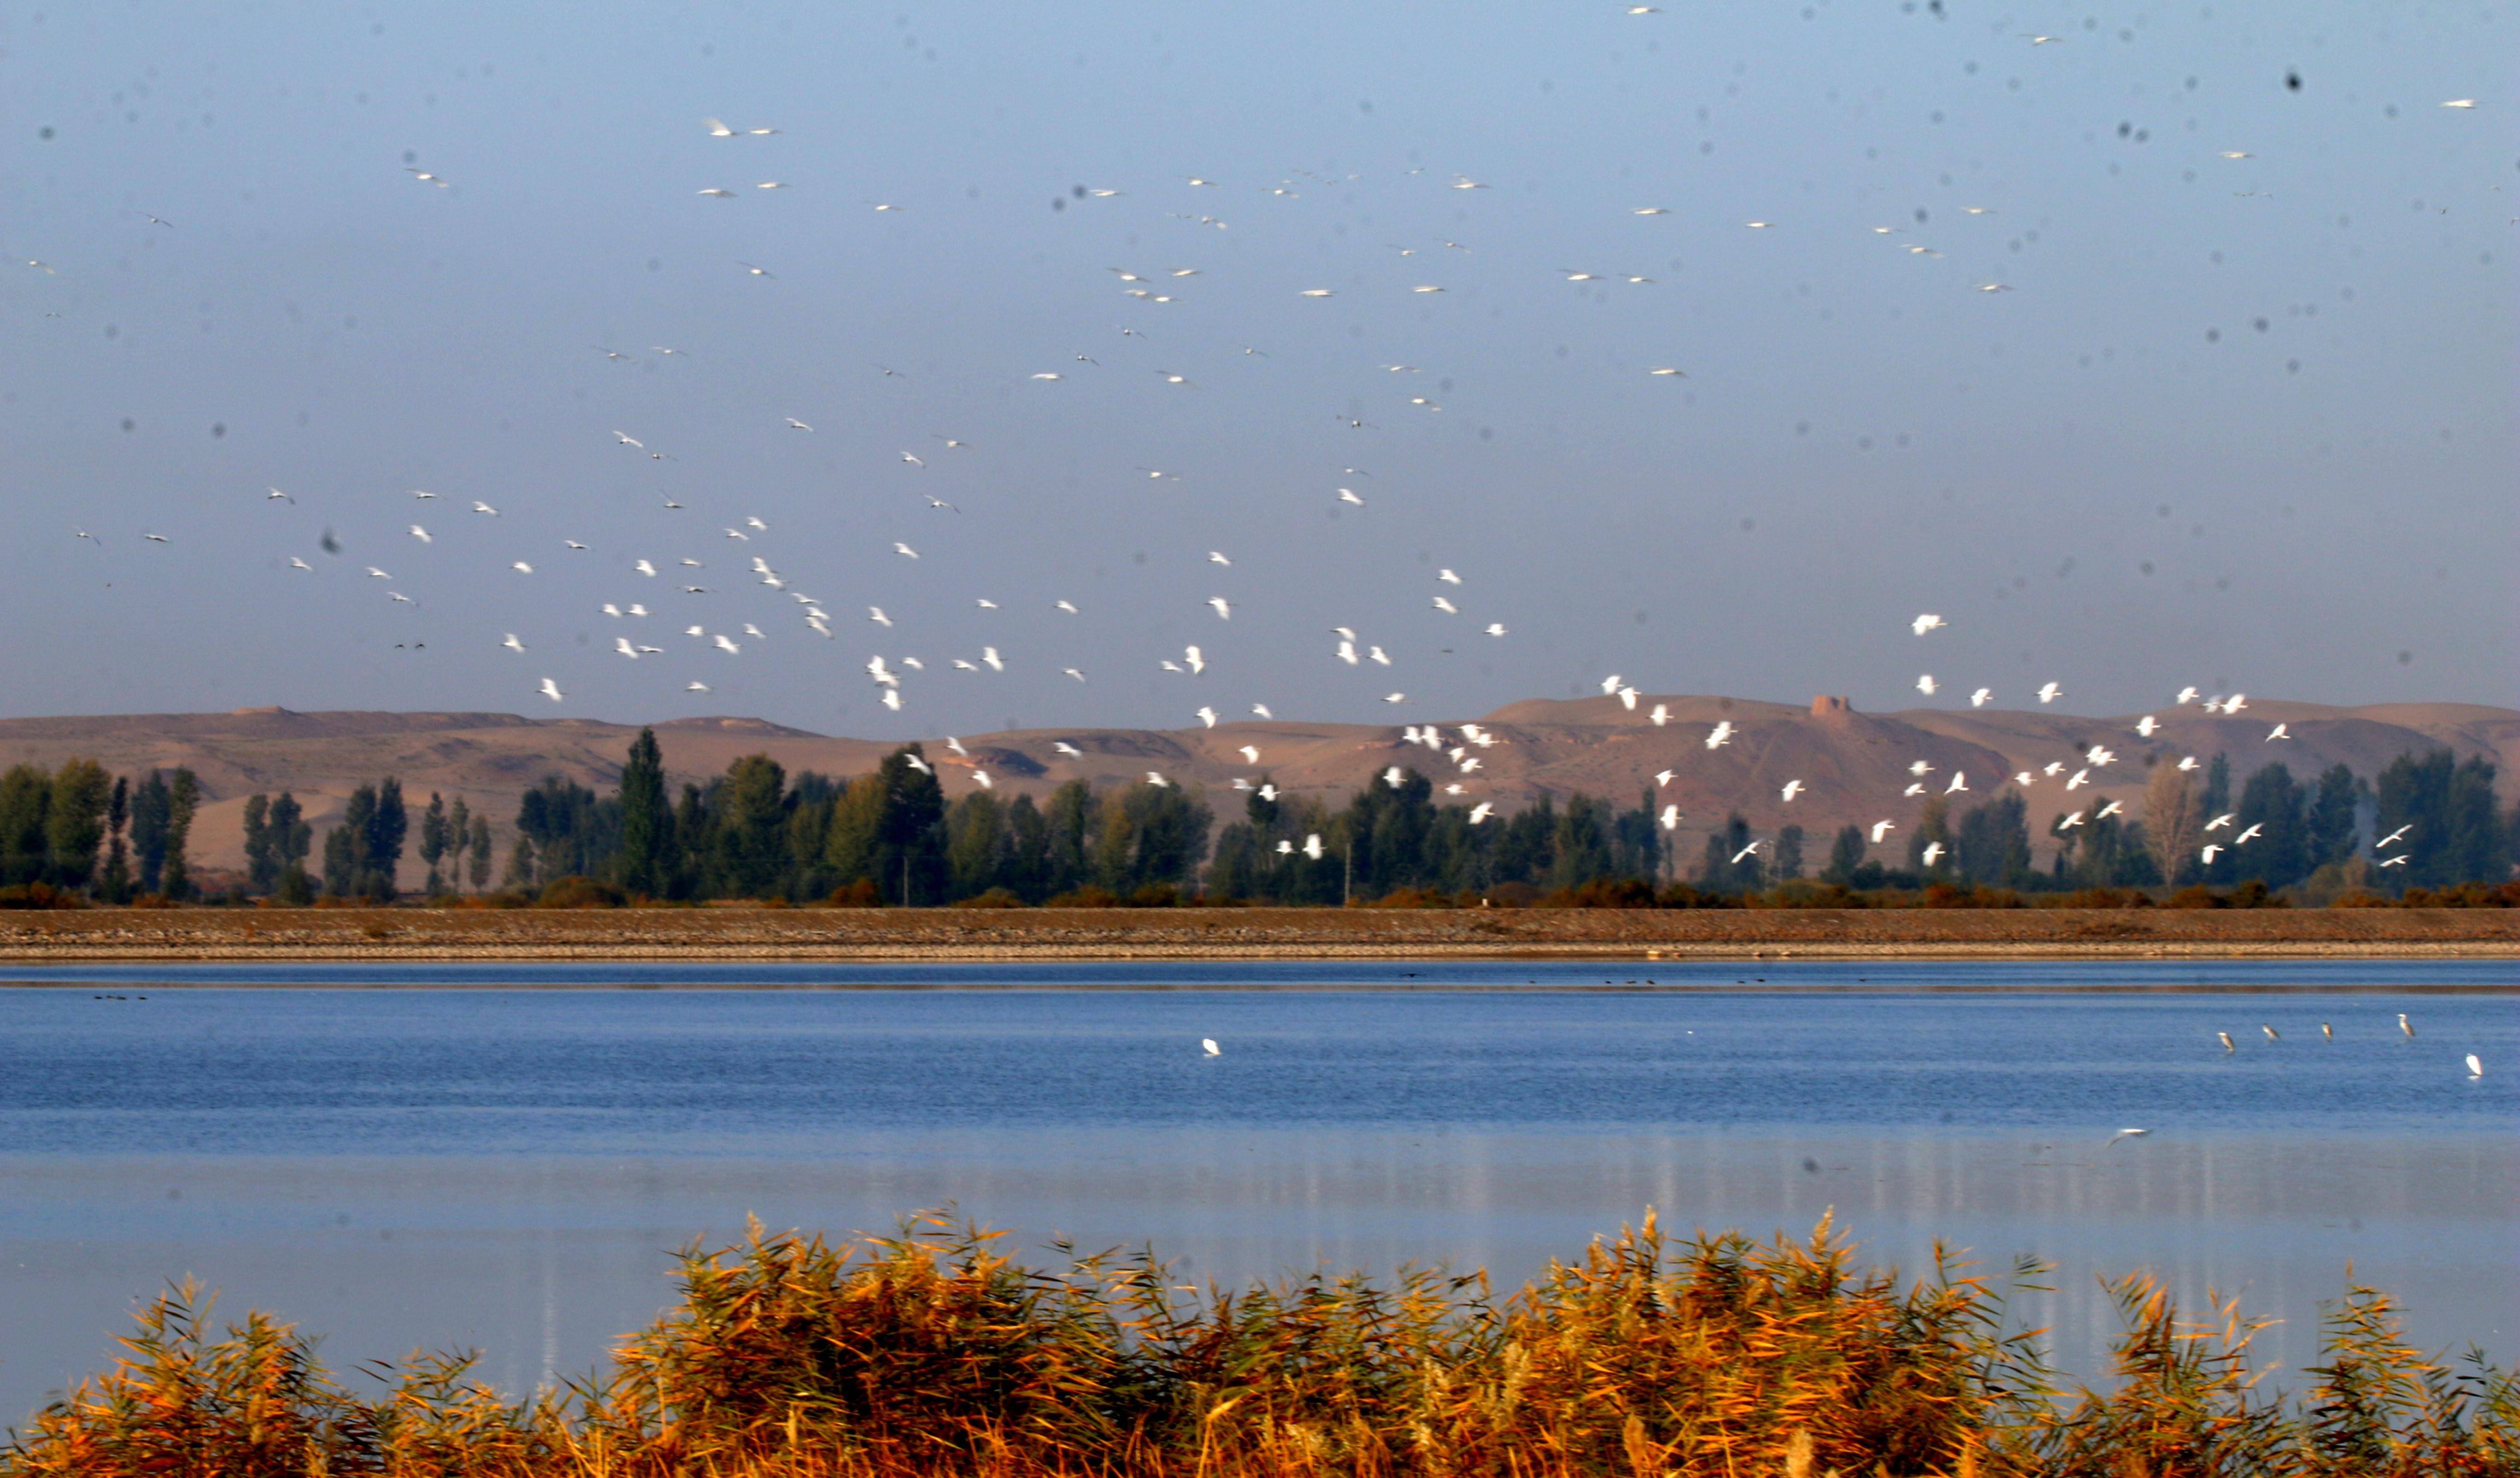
[{"left": 1, "top": 698, "right": 2511, "bottom": 874}]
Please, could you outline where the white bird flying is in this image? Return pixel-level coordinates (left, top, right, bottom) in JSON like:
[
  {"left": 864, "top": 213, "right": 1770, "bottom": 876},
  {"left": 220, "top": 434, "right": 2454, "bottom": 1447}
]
[
  {"left": 1731, "top": 841, "right": 1763, "bottom": 866},
  {"left": 2037, "top": 682, "right": 2065, "bottom": 704},
  {"left": 893, "top": 543, "right": 918, "bottom": 559},
  {"left": 1432, "top": 596, "right": 1458, "bottom": 614},
  {"left": 1470, "top": 803, "right": 1495, "bottom": 825},
  {"left": 1338, "top": 488, "right": 1365, "bottom": 506},
  {"left": 538, "top": 677, "right": 564, "bottom": 702},
  {"left": 1655, "top": 770, "right": 1676, "bottom": 788},
  {"left": 1971, "top": 689, "right": 1992, "bottom": 708},
  {"left": 1871, "top": 821, "right": 1896, "bottom": 843},
  {"left": 511, "top": 562, "right": 534, "bottom": 574},
  {"left": 1196, "top": 707, "right": 1219, "bottom": 728},
  {"left": 2136, "top": 715, "right": 2159, "bottom": 737},
  {"left": 1706, "top": 721, "right": 1734, "bottom": 750},
  {"left": 2176, "top": 687, "right": 2201, "bottom": 705},
  {"left": 1054, "top": 742, "right": 1083, "bottom": 757},
  {"left": 1146, "top": 771, "right": 1171, "bottom": 787},
  {"left": 408, "top": 525, "right": 432, "bottom": 543},
  {"left": 501, "top": 634, "right": 525, "bottom": 652},
  {"left": 1649, "top": 704, "right": 1669, "bottom": 727},
  {"left": 2234, "top": 823, "right": 2264, "bottom": 845},
  {"left": 471, "top": 500, "right": 498, "bottom": 516},
  {"left": 1945, "top": 773, "right": 1967, "bottom": 794},
  {"left": 1055, "top": 600, "right": 1079, "bottom": 614},
  {"left": 1920, "top": 842, "right": 1945, "bottom": 867},
  {"left": 1658, "top": 804, "right": 1680, "bottom": 830},
  {"left": 687, "top": 682, "right": 710, "bottom": 693},
  {"left": 785, "top": 418, "right": 812, "bottom": 431},
  {"left": 1184, "top": 646, "right": 1205, "bottom": 675},
  {"left": 1780, "top": 780, "right": 1804, "bottom": 802},
  {"left": 1912, "top": 613, "right": 1946, "bottom": 636},
  {"left": 1917, "top": 674, "right": 1937, "bottom": 696},
  {"left": 2057, "top": 811, "right": 2085, "bottom": 830},
  {"left": 2177, "top": 756, "right": 2200, "bottom": 772},
  {"left": 1239, "top": 745, "right": 1260, "bottom": 763},
  {"left": 1208, "top": 597, "right": 1233, "bottom": 620},
  {"left": 2266, "top": 723, "right": 2291, "bottom": 741},
  {"left": 1601, "top": 676, "right": 1624, "bottom": 697},
  {"left": 1252, "top": 704, "right": 1273, "bottom": 719},
  {"left": 1484, "top": 623, "right": 1508, "bottom": 637},
  {"left": 2377, "top": 825, "right": 2413, "bottom": 848},
  {"left": 2205, "top": 813, "right": 2236, "bottom": 832},
  {"left": 2201, "top": 844, "right": 2223, "bottom": 864},
  {"left": 1438, "top": 569, "right": 1462, "bottom": 585}
]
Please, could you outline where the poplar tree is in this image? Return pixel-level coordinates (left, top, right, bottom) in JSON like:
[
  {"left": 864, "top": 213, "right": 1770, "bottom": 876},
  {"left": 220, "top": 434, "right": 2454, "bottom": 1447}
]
[
  {"left": 101, "top": 777, "right": 132, "bottom": 902},
  {"left": 419, "top": 793, "right": 450, "bottom": 896},
  {"left": 617, "top": 728, "right": 673, "bottom": 897},
  {"left": 242, "top": 794, "right": 277, "bottom": 892},
  {"left": 161, "top": 769, "right": 200, "bottom": 901},
  {"left": 46, "top": 759, "right": 112, "bottom": 892}
]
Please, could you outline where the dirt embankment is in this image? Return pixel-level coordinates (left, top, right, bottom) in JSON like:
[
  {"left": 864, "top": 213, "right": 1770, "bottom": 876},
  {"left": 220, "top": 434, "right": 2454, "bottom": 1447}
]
[{"left": 0, "top": 906, "right": 2514, "bottom": 964}]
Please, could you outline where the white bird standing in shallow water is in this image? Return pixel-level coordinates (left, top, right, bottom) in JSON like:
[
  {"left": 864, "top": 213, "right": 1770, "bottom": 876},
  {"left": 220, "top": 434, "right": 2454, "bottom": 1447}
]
[{"left": 2399, "top": 1013, "right": 2416, "bottom": 1038}]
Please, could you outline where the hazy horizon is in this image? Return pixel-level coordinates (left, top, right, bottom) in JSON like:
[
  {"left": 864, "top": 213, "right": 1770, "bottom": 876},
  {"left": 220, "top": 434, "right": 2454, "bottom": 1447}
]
[{"left": 5, "top": 0, "right": 2510, "bottom": 738}]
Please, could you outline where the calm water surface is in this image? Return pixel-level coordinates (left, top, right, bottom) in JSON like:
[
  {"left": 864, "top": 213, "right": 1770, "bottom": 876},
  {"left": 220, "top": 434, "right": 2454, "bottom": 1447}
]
[{"left": 1, "top": 960, "right": 2511, "bottom": 1420}]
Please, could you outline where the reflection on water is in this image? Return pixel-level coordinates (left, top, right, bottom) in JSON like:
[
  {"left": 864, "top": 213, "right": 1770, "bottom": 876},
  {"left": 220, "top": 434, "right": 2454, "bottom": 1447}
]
[{"left": 0, "top": 975, "right": 2511, "bottom": 1417}]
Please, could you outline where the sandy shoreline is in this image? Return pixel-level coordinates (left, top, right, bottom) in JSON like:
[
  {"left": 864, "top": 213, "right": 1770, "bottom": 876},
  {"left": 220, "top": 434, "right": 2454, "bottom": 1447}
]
[{"left": 0, "top": 906, "right": 2514, "bottom": 965}]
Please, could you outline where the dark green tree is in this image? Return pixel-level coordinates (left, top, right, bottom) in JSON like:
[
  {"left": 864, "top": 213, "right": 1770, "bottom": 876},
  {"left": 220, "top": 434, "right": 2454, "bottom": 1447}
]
[
  {"left": 160, "top": 769, "right": 200, "bottom": 900},
  {"left": 2305, "top": 764, "right": 2361, "bottom": 871},
  {"left": 1821, "top": 824, "right": 1867, "bottom": 885},
  {"left": 1773, "top": 824, "right": 1805, "bottom": 881},
  {"left": 871, "top": 747, "right": 947, "bottom": 903},
  {"left": 1952, "top": 793, "right": 2031, "bottom": 888},
  {"left": 129, "top": 772, "right": 173, "bottom": 895},
  {"left": 418, "top": 792, "right": 450, "bottom": 896},
  {"left": 242, "top": 794, "right": 277, "bottom": 893},
  {"left": 100, "top": 777, "right": 132, "bottom": 903},
  {"left": 712, "top": 754, "right": 791, "bottom": 897},
  {"left": 46, "top": 758, "right": 112, "bottom": 892},
  {"left": 268, "top": 792, "right": 311, "bottom": 903},
  {"left": 617, "top": 728, "right": 674, "bottom": 897},
  {"left": 467, "top": 814, "right": 492, "bottom": 890},
  {"left": 0, "top": 764, "right": 52, "bottom": 888},
  {"left": 362, "top": 778, "right": 407, "bottom": 899}
]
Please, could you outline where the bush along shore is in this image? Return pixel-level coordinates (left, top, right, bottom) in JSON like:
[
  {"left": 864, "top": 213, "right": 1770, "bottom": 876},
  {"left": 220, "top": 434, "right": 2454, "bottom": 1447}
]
[{"left": 8, "top": 1214, "right": 2514, "bottom": 1477}]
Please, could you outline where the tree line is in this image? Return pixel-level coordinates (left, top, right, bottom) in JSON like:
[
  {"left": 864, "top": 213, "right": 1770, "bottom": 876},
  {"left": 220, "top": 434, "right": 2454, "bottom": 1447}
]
[
  {"left": 2, "top": 739, "right": 2513, "bottom": 908},
  {"left": 0, "top": 762, "right": 199, "bottom": 903}
]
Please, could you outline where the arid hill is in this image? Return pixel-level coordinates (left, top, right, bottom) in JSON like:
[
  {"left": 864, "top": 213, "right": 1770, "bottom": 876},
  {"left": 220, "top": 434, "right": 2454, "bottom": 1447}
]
[{"left": 0, "top": 698, "right": 2511, "bottom": 875}]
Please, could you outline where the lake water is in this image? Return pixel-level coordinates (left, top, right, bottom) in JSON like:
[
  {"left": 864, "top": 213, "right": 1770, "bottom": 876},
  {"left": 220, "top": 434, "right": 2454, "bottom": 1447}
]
[{"left": 0, "top": 960, "right": 2511, "bottom": 1423}]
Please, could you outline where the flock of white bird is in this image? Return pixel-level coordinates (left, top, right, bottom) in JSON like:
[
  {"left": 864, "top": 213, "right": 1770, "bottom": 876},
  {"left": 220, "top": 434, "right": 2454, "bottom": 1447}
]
[{"left": 57, "top": 37, "right": 2481, "bottom": 878}]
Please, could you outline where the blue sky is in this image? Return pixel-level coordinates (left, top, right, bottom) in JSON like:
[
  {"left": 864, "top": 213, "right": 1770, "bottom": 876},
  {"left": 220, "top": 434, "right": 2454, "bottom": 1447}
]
[{"left": 1, "top": 0, "right": 2508, "bottom": 733}]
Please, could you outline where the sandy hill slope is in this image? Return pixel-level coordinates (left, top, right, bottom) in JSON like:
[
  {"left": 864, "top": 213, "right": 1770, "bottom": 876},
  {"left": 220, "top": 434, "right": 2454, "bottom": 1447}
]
[{"left": 1, "top": 698, "right": 2511, "bottom": 874}]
